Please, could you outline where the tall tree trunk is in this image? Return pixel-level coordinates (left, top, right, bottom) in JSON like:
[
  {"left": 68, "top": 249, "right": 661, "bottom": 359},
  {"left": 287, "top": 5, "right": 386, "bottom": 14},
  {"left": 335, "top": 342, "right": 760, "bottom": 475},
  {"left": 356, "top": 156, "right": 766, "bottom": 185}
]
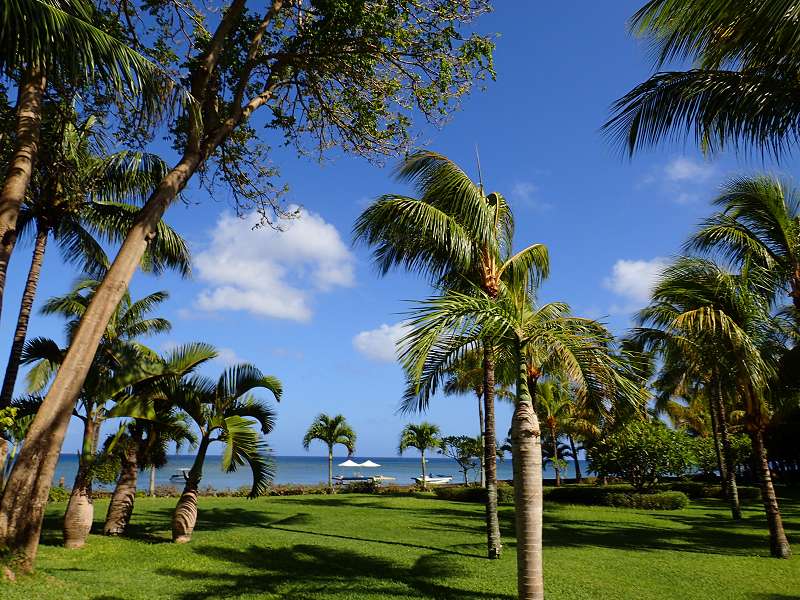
[
  {"left": 568, "top": 435, "right": 582, "bottom": 483},
  {"left": 482, "top": 343, "right": 502, "bottom": 559},
  {"left": 0, "top": 227, "right": 47, "bottom": 408},
  {"left": 0, "top": 65, "right": 46, "bottom": 327},
  {"left": 63, "top": 417, "right": 96, "bottom": 549},
  {"left": 477, "top": 391, "right": 485, "bottom": 488},
  {"left": 0, "top": 152, "right": 201, "bottom": 570},
  {"left": 103, "top": 441, "right": 139, "bottom": 535},
  {"left": 712, "top": 384, "right": 741, "bottom": 520},
  {"left": 751, "top": 429, "right": 791, "bottom": 559},
  {"left": 707, "top": 386, "right": 727, "bottom": 494},
  {"left": 0, "top": 437, "right": 8, "bottom": 490},
  {"left": 420, "top": 451, "right": 427, "bottom": 488},
  {"left": 551, "top": 425, "right": 561, "bottom": 487},
  {"left": 511, "top": 356, "right": 543, "bottom": 600},
  {"left": 327, "top": 447, "right": 333, "bottom": 492},
  {"left": 149, "top": 465, "right": 156, "bottom": 497},
  {"left": 172, "top": 437, "right": 209, "bottom": 544}
]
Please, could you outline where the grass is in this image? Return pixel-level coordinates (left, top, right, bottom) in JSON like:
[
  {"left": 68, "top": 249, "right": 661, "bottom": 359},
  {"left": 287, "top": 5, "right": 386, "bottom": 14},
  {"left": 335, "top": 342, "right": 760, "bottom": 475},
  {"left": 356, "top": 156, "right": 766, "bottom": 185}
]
[{"left": 1, "top": 491, "right": 799, "bottom": 599}]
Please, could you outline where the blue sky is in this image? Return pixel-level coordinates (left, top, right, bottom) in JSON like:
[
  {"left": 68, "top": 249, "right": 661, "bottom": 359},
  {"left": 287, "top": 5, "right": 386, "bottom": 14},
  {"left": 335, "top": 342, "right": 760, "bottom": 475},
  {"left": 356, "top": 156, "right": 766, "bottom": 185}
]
[{"left": 4, "top": 2, "right": 796, "bottom": 456}]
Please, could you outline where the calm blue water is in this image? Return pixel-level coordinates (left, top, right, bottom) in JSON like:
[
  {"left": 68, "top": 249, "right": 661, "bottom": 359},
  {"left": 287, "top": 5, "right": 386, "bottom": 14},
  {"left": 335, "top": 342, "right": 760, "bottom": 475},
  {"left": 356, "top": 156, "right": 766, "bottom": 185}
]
[{"left": 52, "top": 454, "right": 591, "bottom": 490}]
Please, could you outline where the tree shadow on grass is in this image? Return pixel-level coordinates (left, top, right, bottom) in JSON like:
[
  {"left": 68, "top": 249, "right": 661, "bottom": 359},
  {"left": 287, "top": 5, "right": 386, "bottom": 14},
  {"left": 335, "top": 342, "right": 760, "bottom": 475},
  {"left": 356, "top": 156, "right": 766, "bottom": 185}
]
[{"left": 158, "top": 543, "right": 514, "bottom": 600}]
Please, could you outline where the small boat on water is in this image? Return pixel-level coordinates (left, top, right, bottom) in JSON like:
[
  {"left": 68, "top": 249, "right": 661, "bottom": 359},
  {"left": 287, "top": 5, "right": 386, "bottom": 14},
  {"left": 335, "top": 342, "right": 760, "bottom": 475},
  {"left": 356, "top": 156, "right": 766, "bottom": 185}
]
[
  {"left": 413, "top": 475, "right": 452, "bottom": 486},
  {"left": 169, "top": 468, "right": 191, "bottom": 483}
]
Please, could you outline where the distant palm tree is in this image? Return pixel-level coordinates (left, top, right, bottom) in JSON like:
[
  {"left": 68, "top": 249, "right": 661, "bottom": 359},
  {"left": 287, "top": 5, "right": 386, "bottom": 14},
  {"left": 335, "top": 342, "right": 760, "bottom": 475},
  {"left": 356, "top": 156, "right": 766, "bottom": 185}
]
[
  {"left": 604, "top": 0, "right": 800, "bottom": 159},
  {"left": 356, "top": 150, "right": 548, "bottom": 559},
  {"left": 401, "top": 279, "right": 640, "bottom": 600},
  {"left": 686, "top": 176, "right": 800, "bottom": 313},
  {"left": 303, "top": 414, "right": 357, "bottom": 491},
  {"left": 398, "top": 422, "right": 441, "bottom": 488},
  {"left": 536, "top": 380, "right": 573, "bottom": 487},
  {"left": 169, "top": 364, "right": 281, "bottom": 543}
]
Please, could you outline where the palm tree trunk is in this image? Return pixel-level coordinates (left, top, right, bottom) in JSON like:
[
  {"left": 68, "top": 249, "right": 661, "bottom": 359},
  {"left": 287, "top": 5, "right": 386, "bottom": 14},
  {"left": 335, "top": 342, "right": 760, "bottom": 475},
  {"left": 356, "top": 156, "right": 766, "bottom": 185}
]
[
  {"left": 511, "top": 355, "right": 544, "bottom": 600},
  {"left": 751, "top": 429, "right": 791, "bottom": 559},
  {"left": 482, "top": 343, "right": 502, "bottom": 559},
  {"left": 712, "top": 384, "right": 741, "bottom": 520},
  {"left": 172, "top": 436, "right": 209, "bottom": 544},
  {"left": 551, "top": 425, "right": 561, "bottom": 487},
  {"left": 568, "top": 435, "right": 582, "bottom": 483},
  {"left": 0, "top": 65, "right": 46, "bottom": 327},
  {"left": 328, "top": 447, "right": 333, "bottom": 492},
  {"left": 420, "top": 450, "right": 427, "bottom": 488},
  {"left": 103, "top": 441, "right": 139, "bottom": 536},
  {"left": 477, "top": 391, "right": 485, "bottom": 488},
  {"left": 0, "top": 226, "right": 48, "bottom": 408},
  {"left": 63, "top": 417, "right": 96, "bottom": 549},
  {"left": 707, "top": 387, "right": 727, "bottom": 492},
  {"left": 0, "top": 151, "right": 202, "bottom": 570},
  {"left": 0, "top": 437, "right": 8, "bottom": 490},
  {"left": 149, "top": 465, "right": 156, "bottom": 497}
]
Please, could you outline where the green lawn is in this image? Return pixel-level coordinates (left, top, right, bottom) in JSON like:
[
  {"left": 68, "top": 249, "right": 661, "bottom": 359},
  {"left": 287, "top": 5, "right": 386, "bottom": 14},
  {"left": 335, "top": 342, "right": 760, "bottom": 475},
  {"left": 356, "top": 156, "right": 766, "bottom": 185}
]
[{"left": 1, "top": 492, "right": 798, "bottom": 599}]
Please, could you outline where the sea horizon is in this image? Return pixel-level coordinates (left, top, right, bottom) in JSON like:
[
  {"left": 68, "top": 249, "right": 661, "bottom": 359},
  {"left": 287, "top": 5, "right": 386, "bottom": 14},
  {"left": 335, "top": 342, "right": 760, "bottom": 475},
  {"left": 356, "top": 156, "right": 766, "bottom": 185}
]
[{"left": 52, "top": 453, "right": 591, "bottom": 490}]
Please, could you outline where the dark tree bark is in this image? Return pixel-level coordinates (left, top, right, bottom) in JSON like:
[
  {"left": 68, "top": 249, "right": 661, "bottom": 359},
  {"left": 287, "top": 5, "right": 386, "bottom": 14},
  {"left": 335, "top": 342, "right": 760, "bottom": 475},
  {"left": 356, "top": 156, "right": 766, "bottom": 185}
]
[
  {"left": 482, "top": 343, "right": 502, "bottom": 559},
  {"left": 568, "top": 435, "right": 582, "bottom": 483},
  {"left": 0, "top": 226, "right": 48, "bottom": 407},
  {"left": 751, "top": 429, "right": 791, "bottom": 559}
]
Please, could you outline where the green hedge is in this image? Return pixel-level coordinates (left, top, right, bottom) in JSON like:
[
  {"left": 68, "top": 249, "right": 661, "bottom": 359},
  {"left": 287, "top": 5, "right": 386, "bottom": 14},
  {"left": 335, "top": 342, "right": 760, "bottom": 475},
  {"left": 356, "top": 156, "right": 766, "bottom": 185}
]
[
  {"left": 658, "top": 481, "right": 761, "bottom": 502},
  {"left": 47, "top": 486, "right": 70, "bottom": 503},
  {"left": 544, "top": 484, "right": 632, "bottom": 505},
  {"left": 433, "top": 483, "right": 514, "bottom": 504},
  {"left": 606, "top": 491, "right": 689, "bottom": 510}
]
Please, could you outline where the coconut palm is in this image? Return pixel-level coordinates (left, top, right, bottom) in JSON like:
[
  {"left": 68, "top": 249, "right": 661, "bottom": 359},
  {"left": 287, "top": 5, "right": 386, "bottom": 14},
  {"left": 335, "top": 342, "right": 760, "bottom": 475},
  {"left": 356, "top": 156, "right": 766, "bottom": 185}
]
[
  {"left": 102, "top": 343, "right": 216, "bottom": 536},
  {"left": 303, "top": 414, "right": 357, "bottom": 491},
  {"left": 398, "top": 422, "right": 441, "bottom": 489},
  {"left": 355, "top": 150, "right": 548, "bottom": 558},
  {"left": 401, "top": 280, "right": 638, "bottom": 600},
  {"left": 0, "top": 111, "right": 190, "bottom": 409},
  {"left": 535, "top": 380, "right": 574, "bottom": 487},
  {"left": 0, "top": 0, "right": 170, "bottom": 326},
  {"left": 604, "top": 0, "right": 800, "bottom": 159},
  {"left": 686, "top": 176, "right": 800, "bottom": 312},
  {"left": 169, "top": 364, "right": 281, "bottom": 543},
  {"left": 633, "top": 257, "right": 791, "bottom": 558}
]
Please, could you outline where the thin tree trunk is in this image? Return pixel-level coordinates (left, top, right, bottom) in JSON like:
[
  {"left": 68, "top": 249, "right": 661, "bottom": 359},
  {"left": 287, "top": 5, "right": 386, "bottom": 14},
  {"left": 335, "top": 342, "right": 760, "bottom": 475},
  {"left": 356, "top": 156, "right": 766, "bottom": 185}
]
[
  {"left": 568, "top": 435, "right": 582, "bottom": 483},
  {"left": 0, "top": 65, "right": 46, "bottom": 328},
  {"left": 328, "top": 447, "right": 333, "bottom": 492},
  {"left": 0, "top": 437, "right": 8, "bottom": 490},
  {"left": 551, "top": 425, "right": 561, "bottom": 487},
  {"left": 149, "top": 465, "right": 156, "bottom": 497},
  {"left": 0, "top": 152, "right": 201, "bottom": 570},
  {"left": 483, "top": 343, "right": 502, "bottom": 559},
  {"left": 477, "top": 391, "right": 485, "bottom": 488},
  {"left": 713, "top": 384, "right": 741, "bottom": 520},
  {"left": 63, "top": 417, "right": 96, "bottom": 549},
  {"left": 420, "top": 451, "right": 427, "bottom": 487},
  {"left": 751, "top": 429, "right": 791, "bottom": 559},
  {"left": 172, "top": 437, "right": 209, "bottom": 544},
  {"left": 0, "top": 227, "right": 47, "bottom": 407},
  {"left": 104, "top": 441, "right": 139, "bottom": 535},
  {"left": 707, "top": 386, "right": 727, "bottom": 493},
  {"left": 512, "top": 357, "right": 543, "bottom": 600}
]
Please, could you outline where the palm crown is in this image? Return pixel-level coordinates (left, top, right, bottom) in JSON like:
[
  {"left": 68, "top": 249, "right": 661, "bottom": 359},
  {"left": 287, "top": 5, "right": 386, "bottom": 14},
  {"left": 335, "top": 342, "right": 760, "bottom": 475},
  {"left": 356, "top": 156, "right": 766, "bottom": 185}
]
[{"left": 303, "top": 414, "right": 356, "bottom": 455}]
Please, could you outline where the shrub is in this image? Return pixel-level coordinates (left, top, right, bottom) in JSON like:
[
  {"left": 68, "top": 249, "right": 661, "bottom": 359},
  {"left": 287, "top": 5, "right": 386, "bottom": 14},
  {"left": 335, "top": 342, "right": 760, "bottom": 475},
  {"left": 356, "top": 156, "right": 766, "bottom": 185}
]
[
  {"left": 432, "top": 483, "right": 515, "bottom": 504},
  {"left": 606, "top": 491, "right": 689, "bottom": 510},
  {"left": 587, "top": 421, "right": 695, "bottom": 492},
  {"left": 692, "top": 434, "right": 752, "bottom": 476},
  {"left": 545, "top": 484, "right": 632, "bottom": 505},
  {"left": 659, "top": 481, "right": 760, "bottom": 502},
  {"left": 497, "top": 482, "right": 514, "bottom": 504},
  {"left": 339, "top": 480, "right": 378, "bottom": 494},
  {"left": 47, "top": 486, "right": 70, "bottom": 503}
]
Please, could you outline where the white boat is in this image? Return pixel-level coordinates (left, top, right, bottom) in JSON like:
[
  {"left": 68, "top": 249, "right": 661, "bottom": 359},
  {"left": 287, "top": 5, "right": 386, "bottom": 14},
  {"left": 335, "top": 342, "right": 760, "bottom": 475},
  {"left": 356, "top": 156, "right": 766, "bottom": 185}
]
[
  {"left": 169, "top": 468, "right": 191, "bottom": 483},
  {"left": 413, "top": 475, "right": 452, "bottom": 485}
]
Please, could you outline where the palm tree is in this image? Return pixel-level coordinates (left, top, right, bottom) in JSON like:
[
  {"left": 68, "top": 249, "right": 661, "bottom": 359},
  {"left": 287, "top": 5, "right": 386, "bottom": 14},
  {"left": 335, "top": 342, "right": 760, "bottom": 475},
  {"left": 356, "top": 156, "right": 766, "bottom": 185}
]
[
  {"left": 686, "top": 176, "right": 800, "bottom": 312},
  {"left": 355, "top": 150, "right": 548, "bottom": 558},
  {"left": 401, "top": 280, "right": 637, "bottom": 600},
  {"left": 535, "top": 380, "right": 574, "bottom": 487},
  {"left": 0, "top": 0, "right": 169, "bottom": 324},
  {"left": 22, "top": 280, "right": 174, "bottom": 548},
  {"left": 303, "top": 414, "right": 357, "bottom": 491},
  {"left": 634, "top": 257, "right": 791, "bottom": 558},
  {"left": 604, "top": 0, "right": 800, "bottom": 159},
  {"left": 169, "top": 364, "right": 281, "bottom": 543},
  {"left": 398, "top": 422, "right": 441, "bottom": 489},
  {"left": 0, "top": 111, "right": 190, "bottom": 409},
  {"left": 102, "top": 343, "right": 215, "bottom": 536}
]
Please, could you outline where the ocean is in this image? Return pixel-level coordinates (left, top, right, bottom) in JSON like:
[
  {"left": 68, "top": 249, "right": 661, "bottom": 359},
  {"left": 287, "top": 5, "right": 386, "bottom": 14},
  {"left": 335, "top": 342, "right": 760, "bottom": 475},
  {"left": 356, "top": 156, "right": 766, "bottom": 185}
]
[{"left": 52, "top": 454, "right": 592, "bottom": 490}]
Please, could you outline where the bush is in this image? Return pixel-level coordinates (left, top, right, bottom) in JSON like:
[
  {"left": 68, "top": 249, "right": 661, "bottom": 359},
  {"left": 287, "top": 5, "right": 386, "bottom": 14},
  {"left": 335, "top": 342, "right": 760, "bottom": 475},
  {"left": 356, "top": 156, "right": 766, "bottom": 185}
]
[
  {"left": 545, "top": 484, "right": 632, "bottom": 505},
  {"left": 497, "top": 482, "right": 514, "bottom": 504},
  {"left": 47, "top": 486, "right": 70, "bottom": 503},
  {"left": 658, "top": 481, "right": 761, "bottom": 502},
  {"left": 588, "top": 421, "right": 695, "bottom": 492},
  {"left": 692, "top": 434, "right": 752, "bottom": 476},
  {"left": 606, "top": 491, "right": 689, "bottom": 510},
  {"left": 339, "top": 480, "right": 378, "bottom": 494},
  {"left": 432, "top": 482, "right": 515, "bottom": 504}
]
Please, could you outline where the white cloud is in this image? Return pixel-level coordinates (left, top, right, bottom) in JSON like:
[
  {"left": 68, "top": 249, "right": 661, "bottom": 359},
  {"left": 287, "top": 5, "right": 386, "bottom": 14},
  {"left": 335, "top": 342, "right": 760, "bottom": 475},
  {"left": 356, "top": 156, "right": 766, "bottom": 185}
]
[
  {"left": 194, "top": 208, "right": 355, "bottom": 322},
  {"left": 352, "top": 322, "right": 410, "bottom": 363},
  {"left": 604, "top": 257, "right": 670, "bottom": 303},
  {"left": 511, "top": 181, "right": 538, "bottom": 203},
  {"left": 664, "top": 157, "right": 715, "bottom": 182},
  {"left": 214, "top": 347, "right": 241, "bottom": 366}
]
